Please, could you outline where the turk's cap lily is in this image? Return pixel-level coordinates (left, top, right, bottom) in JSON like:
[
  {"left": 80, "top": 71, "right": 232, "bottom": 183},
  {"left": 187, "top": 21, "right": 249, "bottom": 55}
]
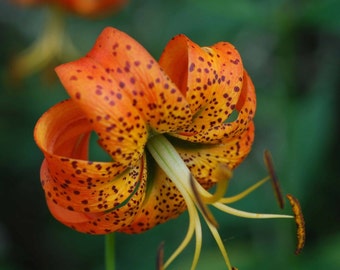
[
  {"left": 34, "top": 27, "right": 304, "bottom": 269},
  {"left": 34, "top": 26, "right": 254, "bottom": 229}
]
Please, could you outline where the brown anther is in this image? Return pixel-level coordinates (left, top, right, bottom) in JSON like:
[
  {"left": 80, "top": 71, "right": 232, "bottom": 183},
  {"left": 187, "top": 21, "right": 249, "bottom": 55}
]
[
  {"left": 264, "top": 150, "right": 285, "bottom": 209},
  {"left": 286, "top": 194, "right": 305, "bottom": 255}
]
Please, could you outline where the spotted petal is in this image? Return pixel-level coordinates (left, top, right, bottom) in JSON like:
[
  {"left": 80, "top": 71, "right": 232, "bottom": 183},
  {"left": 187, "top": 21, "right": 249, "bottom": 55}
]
[
  {"left": 120, "top": 169, "right": 187, "bottom": 233},
  {"left": 195, "top": 70, "right": 256, "bottom": 144},
  {"left": 175, "top": 121, "right": 255, "bottom": 186},
  {"left": 56, "top": 57, "right": 148, "bottom": 167},
  {"left": 34, "top": 100, "right": 148, "bottom": 234},
  {"left": 76, "top": 27, "right": 192, "bottom": 133},
  {"left": 42, "top": 156, "right": 148, "bottom": 235},
  {"left": 159, "top": 35, "right": 244, "bottom": 142}
]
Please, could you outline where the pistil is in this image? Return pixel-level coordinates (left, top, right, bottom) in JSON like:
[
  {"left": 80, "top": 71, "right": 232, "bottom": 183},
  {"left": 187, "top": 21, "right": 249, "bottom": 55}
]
[{"left": 147, "top": 134, "right": 232, "bottom": 269}]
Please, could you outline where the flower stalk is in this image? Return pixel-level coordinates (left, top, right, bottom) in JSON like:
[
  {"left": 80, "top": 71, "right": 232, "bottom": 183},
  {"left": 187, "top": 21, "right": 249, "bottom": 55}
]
[{"left": 105, "top": 233, "right": 115, "bottom": 270}]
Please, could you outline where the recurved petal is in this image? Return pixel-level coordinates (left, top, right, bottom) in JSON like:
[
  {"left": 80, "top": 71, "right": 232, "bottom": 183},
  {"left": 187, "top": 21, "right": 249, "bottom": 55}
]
[
  {"left": 84, "top": 27, "right": 192, "bottom": 133},
  {"left": 34, "top": 99, "right": 92, "bottom": 160},
  {"left": 175, "top": 121, "right": 255, "bottom": 188},
  {"left": 119, "top": 167, "right": 187, "bottom": 233},
  {"left": 56, "top": 56, "right": 148, "bottom": 167},
  {"left": 35, "top": 100, "right": 139, "bottom": 213},
  {"left": 221, "top": 70, "right": 256, "bottom": 141},
  {"left": 44, "top": 155, "right": 148, "bottom": 234},
  {"left": 160, "top": 36, "right": 244, "bottom": 140},
  {"left": 34, "top": 100, "right": 149, "bottom": 233},
  {"left": 206, "top": 70, "right": 256, "bottom": 143},
  {"left": 159, "top": 34, "right": 211, "bottom": 114},
  {"left": 172, "top": 69, "right": 255, "bottom": 144},
  {"left": 40, "top": 156, "right": 142, "bottom": 214},
  {"left": 34, "top": 99, "right": 125, "bottom": 176}
]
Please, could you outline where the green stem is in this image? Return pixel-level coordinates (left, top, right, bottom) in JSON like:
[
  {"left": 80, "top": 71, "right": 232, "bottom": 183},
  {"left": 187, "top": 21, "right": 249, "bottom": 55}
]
[{"left": 105, "top": 233, "right": 115, "bottom": 270}]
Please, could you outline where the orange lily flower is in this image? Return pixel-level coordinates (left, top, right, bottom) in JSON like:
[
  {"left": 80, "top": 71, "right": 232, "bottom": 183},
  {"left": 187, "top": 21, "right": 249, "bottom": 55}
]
[{"left": 34, "top": 27, "right": 297, "bottom": 269}]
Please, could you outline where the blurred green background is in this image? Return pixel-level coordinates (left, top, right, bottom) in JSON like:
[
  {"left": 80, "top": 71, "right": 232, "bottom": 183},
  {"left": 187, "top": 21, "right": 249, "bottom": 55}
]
[{"left": 0, "top": 0, "right": 339, "bottom": 269}]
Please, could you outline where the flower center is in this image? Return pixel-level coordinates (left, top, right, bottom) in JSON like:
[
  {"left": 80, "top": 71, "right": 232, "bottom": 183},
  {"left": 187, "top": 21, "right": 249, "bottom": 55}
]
[{"left": 147, "top": 134, "right": 295, "bottom": 270}]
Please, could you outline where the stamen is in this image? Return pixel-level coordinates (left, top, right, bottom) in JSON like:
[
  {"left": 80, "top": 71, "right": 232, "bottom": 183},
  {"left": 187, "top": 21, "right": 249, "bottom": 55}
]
[
  {"left": 203, "top": 218, "right": 233, "bottom": 269},
  {"left": 201, "top": 163, "right": 232, "bottom": 204},
  {"left": 190, "top": 175, "right": 218, "bottom": 227},
  {"left": 148, "top": 135, "right": 232, "bottom": 269},
  {"left": 147, "top": 135, "right": 296, "bottom": 270},
  {"left": 162, "top": 200, "right": 199, "bottom": 269},
  {"left": 190, "top": 175, "right": 234, "bottom": 270},
  {"left": 192, "top": 215, "right": 203, "bottom": 270},
  {"left": 147, "top": 135, "right": 203, "bottom": 269},
  {"left": 213, "top": 202, "right": 293, "bottom": 219},
  {"left": 220, "top": 176, "right": 270, "bottom": 204},
  {"left": 286, "top": 194, "right": 306, "bottom": 255},
  {"left": 264, "top": 150, "right": 284, "bottom": 209}
]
